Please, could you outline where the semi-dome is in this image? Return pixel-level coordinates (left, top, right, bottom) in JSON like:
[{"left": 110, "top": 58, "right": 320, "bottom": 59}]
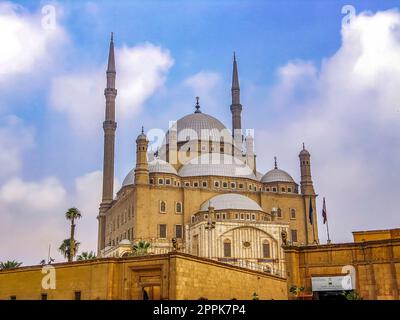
[
  {"left": 169, "top": 112, "right": 228, "bottom": 143},
  {"left": 121, "top": 159, "right": 177, "bottom": 187},
  {"left": 200, "top": 194, "right": 263, "bottom": 212},
  {"left": 261, "top": 168, "right": 295, "bottom": 183},
  {"left": 178, "top": 153, "right": 257, "bottom": 180}
]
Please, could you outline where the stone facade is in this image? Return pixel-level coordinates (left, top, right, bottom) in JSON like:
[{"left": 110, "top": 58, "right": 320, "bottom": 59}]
[
  {"left": 284, "top": 235, "right": 400, "bottom": 300},
  {"left": 97, "top": 35, "right": 319, "bottom": 274},
  {"left": 0, "top": 252, "right": 287, "bottom": 300}
]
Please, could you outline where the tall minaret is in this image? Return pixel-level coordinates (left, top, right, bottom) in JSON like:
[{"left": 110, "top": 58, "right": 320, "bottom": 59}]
[
  {"left": 98, "top": 33, "right": 117, "bottom": 253},
  {"left": 231, "top": 53, "right": 243, "bottom": 158}
]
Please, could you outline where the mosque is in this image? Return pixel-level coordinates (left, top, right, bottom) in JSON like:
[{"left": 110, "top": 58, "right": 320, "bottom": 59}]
[
  {"left": 97, "top": 34, "right": 319, "bottom": 277},
  {"left": 1, "top": 35, "right": 398, "bottom": 301}
]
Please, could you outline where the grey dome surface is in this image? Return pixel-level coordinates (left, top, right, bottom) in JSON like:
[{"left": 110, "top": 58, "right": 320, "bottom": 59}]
[
  {"left": 148, "top": 158, "right": 177, "bottom": 175},
  {"left": 122, "top": 168, "right": 135, "bottom": 187},
  {"left": 122, "top": 159, "right": 177, "bottom": 187},
  {"left": 178, "top": 153, "right": 257, "bottom": 180},
  {"left": 200, "top": 193, "right": 263, "bottom": 212},
  {"left": 261, "top": 168, "right": 295, "bottom": 183},
  {"left": 169, "top": 112, "right": 228, "bottom": 142}
]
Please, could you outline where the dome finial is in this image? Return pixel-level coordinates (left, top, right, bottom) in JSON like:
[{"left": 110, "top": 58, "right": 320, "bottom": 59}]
[
  {"left": 194, "top": 96, "right": 201, "bottom": 113},
  {"left": 141, "top": 126, "right": 144, "bottom": 134},
  {"left": 274, "top": 156, "right": 278, "bottom": 169},
  {"left": 302, "top": 142, "right": 305, "bottom": 150}
]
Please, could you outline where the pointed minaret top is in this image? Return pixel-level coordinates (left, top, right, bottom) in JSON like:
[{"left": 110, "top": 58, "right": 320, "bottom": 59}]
[
  {"left": 107, "top": 32, "right": 116, "bottom": 73},
  {"left": 274, "top": 156, "right": 278, "bottom": 169},
  {"left": 232, "top": 52, "right": 240, "bottom": 89}
]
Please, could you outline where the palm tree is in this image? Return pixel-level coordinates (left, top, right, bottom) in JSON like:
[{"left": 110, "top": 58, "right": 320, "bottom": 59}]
[
  {"left": 0, "top": 260, "right": 22, "bottom": 270},
  {"left": 131, "top": 241, "right": 151, "bottom": 256},
  {"left": 65, "top": 207, "right": 82, "bottom": 262},
  {"left": 58, "top": 239, "right": 80, "bottom": 260},
  {"left": 77, "top": 251, "right": 96, "bottom": 261}
]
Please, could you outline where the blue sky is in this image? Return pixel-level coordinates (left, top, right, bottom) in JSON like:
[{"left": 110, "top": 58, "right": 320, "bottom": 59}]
[{"left": 1, "top": 0, "right": 400, "bottom": 264}]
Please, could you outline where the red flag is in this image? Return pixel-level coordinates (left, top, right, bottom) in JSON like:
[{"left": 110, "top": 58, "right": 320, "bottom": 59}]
[{"left": 322, "top": 197, "right": 327, "bottom": 224}]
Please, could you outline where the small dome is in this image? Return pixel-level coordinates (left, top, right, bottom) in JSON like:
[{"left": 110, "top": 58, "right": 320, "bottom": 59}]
[
  {"left": 299, "top": 149, "right": 310, "bottom": 156},
  {"left": 136, "top": 127, "right": 148, "bottom": 141},
  {"left": 149, "top": 158, "right": 177, "bottom": 175},
  {"left": 122, "top": 168, "right": 135, "bottom": 187},
  {"left": 299, "top": 143, "right": 310, "bottom": 156},
  {"left": 121, "top": 159, "right": 177, "bottom": 187},
  {"left": 178, "top": 153, "right": 257, "bottom": 180},
  {"left": 200, "top": 194, "right": 263, "bottom": 211},
  {"left": 168, "top": 112, "right": 228, "bottom": 143},
  {"left": 261, "top": 168, "right": 295, "bottom": 183}
]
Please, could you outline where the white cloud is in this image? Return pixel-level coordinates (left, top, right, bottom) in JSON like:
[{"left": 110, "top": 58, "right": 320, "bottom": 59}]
[
  {"left": 0, "top": 176, "right": 67, "bottom": 264},
  {"left": 0, "top": 2, "right": 68, "bottom": 83},
  {"left": 0, "top": 177, "right": 66, "bottom": 212},
  {"left": 0, "top": 170, "right": 121, "bottom": 265},
  {"left": 184, "top": 71, "right": 221, "bottom": 95},
  {"left": 183, "top": 71, "right": 222, "bottom": 109},
  {"left": 49, "top": 43, "right": 174, "bottom": 135},
  {"left": 255, "top": 9, "right": 400, "bottom": 243},
  {"left": 0, "top": 116, "right": 34, "bottom": 178},
  {"left": 73, "top": 170, "right": 120, "bottom": 256}
]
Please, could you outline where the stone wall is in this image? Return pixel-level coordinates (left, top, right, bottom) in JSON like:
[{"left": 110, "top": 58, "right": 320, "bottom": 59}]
[
  {"left": 0, "top": 252, "right": 287, "bottom": 300},
  {"left": 284, "top": 238, "right": 400, "bottom": 300},
  {"left": 171, "top": 253, "right": 287, "bottom": 300}
]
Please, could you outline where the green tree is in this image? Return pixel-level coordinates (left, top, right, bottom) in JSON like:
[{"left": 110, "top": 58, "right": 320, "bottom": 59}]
[
  {"left": 343, "top": 291, "right": 363, "bottom": 300},
  {"left": 0, "top": 260, "right": 22, "bottom": 270},
  {"left": 77, "top": 251, "right": 96, "bottom": 261},
  {"left": 131, "top": 241, "right": 151, "bottom": 256},
  {"left": 65, "top": 207, "right": 82, "bottom": 262},
  {"left": 59, "top": 239, "right": 81, "bottom": 260}
]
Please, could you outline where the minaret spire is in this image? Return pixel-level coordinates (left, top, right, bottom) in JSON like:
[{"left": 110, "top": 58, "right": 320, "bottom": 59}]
[
  {"left": 232, "top": 52, "right": 240, "bottom": 97},
  {"left": 98, "top": 33, "right": 118, "bottom": 254},
  {"left": 230, "top": 52, "right": 243, "bottom": 158}
]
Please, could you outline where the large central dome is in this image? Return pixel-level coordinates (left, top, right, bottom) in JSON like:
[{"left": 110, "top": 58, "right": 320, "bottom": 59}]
[
  {"left": 174, "top": 112, "right": 228, "bottom": 142},
  {"left": 178, "top": 153, "right": 257, "bottom": 180}
]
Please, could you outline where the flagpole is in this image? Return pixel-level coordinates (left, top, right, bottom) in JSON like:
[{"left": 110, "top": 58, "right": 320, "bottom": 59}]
[
  {"left": 322, "top": 197, "right": 331, "bottom": 244},
  {"left": 311, "top": 196, "right": 316, "bottom": 244},
  {"left": 326, "top": 218, "right": 331, "bottom": 244}
]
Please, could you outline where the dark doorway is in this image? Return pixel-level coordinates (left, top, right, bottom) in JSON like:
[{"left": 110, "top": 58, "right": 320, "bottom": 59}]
[{"left": 316, "top": 291, "right": 347, "bottom": 300}]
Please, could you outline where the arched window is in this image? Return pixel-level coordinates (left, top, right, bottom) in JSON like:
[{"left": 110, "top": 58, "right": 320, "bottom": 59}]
[
  {"left": 277, "top": 208, "right": 282, "bottom": 218},
  {"left": 263, "top": 241, "right": 271, "bottom": 258},
  {"left": 223, "top": 239, "right": 232, "bottom": 257},
  {"left": 290, "top": 208, "right": 296, "bottom": 219},
  {"left": 176, "top": 202, "right": 182, "bottom": 214},
  {"left": 160, "top": 201, "right": 166, "bottom": 213}
]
